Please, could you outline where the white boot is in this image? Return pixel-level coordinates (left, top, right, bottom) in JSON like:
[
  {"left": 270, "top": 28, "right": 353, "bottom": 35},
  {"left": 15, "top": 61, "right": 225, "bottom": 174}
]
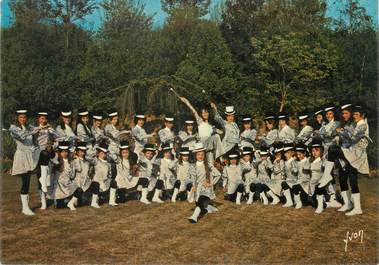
[
  {"left": 260, "top": 192, "right": 268, "bottom": 205},
  {"left": 346, "top": 193, "right": 362, "bottom": 216},
  {"left": 267, "top": 190, "right": 280, "bottom": 205},
  {"left": 338, "top": 191, "right": 353, "bottom": 212},
  {"left": 318, "top": 161, "right": 334, "bottom": 188},
  {"left": 39, "top": 165, "right": 49, "bottom": 193},
  {"left": 67, "top": 196, "right": 77, "bottom": 211},
  {"left": 171, "top": 188, "right": 179, "bottom": 203},
  {"left": 326, "top": 193, "right": 342, "bottom": 208},
  {"left": 236, "top": 192, "right": 242, "bottom": 205},
  {"left": 187, "top": 191, "right": 194, "bottom": 203},
  {"left": 109, "top": 188, "right": 118, "bottom": 206},
  {"left": 91, "top": 194, "right": 101, "bottom": 208},
  {"left": 294, "top": 194, "right": 302, "bottom": 209},
  {"left": 282, "top": 189, "right": 293, "bottom": 207},
  {"left": 206, "top": 204, "right": 219, "bottom": 213},
  {"left": 39, "top": 190, "right": 47, "bottom": 210},
  {"left": 188, "top": 206, "right": 201, "bottom": 223},
  {"left": 152, "top": 189, "right": 164, "bottom": 203},
  {"left": 21, "top": 194, "right": 35, "bottom": 216},
  {"left": 140, "top": 188, "right": 151, "bottom": 204},
  {"left": 315, "top": 195, "right": 324, "bottom": 214},
  {"left": 247, "top": 192, "right": 253, "bottom": 204}
]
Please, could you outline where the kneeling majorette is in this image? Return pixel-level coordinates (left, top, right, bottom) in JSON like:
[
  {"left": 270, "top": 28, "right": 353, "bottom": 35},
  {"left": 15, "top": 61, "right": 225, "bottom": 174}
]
[
  {"left": 240, "top": 146, "right": 259, "bottom": 204},
  {"left": 156, "top": 143, "right": 177, "bottom": 201},
  {"left": 188, "top": 143, "right": 222, "bottom": 223},
  {"left": 222, "top": 151, "right": 250, "bottom": 205},
  {"left": 52, "top": 141, "right": 84, "bottom": 210},
  {"left": 292, "top": 143, "right": 311, "bottom": 209},
  {"left": 171, "top": 147, "right": 194, "bottom": 203}
]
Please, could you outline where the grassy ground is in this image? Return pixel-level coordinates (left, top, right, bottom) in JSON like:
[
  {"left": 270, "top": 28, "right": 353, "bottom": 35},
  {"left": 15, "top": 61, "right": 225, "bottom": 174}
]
[{"left": 1, "top": 174, "right": 378, "bottom": 264}]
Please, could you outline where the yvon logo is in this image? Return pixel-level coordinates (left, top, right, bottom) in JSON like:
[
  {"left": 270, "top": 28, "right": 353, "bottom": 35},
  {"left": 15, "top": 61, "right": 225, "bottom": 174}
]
[{"left": 343, "top": 230, "right": 364, "bottom": 252}]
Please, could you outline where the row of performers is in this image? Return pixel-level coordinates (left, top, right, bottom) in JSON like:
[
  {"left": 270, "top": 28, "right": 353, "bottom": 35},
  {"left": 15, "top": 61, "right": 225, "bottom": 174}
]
[{"left": 9, "top": 98, "right": 370, "bottom": 222}]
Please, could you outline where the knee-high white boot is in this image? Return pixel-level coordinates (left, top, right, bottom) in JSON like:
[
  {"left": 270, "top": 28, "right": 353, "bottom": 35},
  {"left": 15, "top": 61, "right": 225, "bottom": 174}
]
[
  {"left": 346, "top": 193, "right": 362, "bottom": 216},
  {"left": 247, "top": 192, "right": 254, "bottom": 204},
  {"left": 21, "top": 194, "right": 35, "bottom": 216},
  {"left": 171, "top": 188, "right": 179, "bottom": 202},
  {"left": 39, "top": 190, "right": 47, "bottom": 210},
  {"left": 39, "top": 165, "right": 49, "bottom": 193},
  {"left": 236, "top": 192, "right": 242, "bottom": 205},
  {"left": 260, "top": 192, "right": 268, "bottom": 205},
  {"left": 315, "top": 195, "right": 324, "bottom": 214},
  {"left": 267, "top": 190, "right": 280, "bottom": 205},
  {"left": 338, "top": 191, "right": 353, "bottom": 212},
  {"left": 294, "top": 194, "right": 302, "bottom": 209},
  {"left": 318, "top": 161, "right": 334, "bottom": 188},
  {"left": 188, "top": 206, "right": 202, "bottom": 223},
  {"left": 91, "top": 194, "right": 100, "bottom": 208},
  {"left": 109, "top": 188, "right": 118, "bottom": 206},
  {"left": 152, "top": 189, "right": 164, "bottom": 203},
  {"left": 282, "top": 189, "right": 293, "bottom": 207},
  {"left": 187, "top": 191, "right": 194, "bottom": 203},
  {"left": 67, "top": 196, "right": 77, "bottom": 211},
  {"left": 140, "top": 188, "right": 151, "bottom": 204}
]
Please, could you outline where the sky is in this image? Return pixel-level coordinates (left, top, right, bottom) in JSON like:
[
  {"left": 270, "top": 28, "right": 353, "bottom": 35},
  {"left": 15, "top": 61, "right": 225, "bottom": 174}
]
[{"left": 1, "top": 0, "right": 378, "bottom": 29}]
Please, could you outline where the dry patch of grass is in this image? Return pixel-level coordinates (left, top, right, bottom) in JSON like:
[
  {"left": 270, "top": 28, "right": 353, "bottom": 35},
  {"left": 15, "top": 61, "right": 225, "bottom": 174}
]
[{"left": 1, "top": 174, "right": 378, "bottom": 264}]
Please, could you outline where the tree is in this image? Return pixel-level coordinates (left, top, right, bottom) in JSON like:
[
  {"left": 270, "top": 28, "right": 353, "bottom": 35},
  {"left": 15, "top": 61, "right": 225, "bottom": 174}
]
[
  {"left": 161, "top": 0, "right": 210, "bottom": 18},
  {"left": 251, "top": 32, "right": 337, "bottom": 112}
]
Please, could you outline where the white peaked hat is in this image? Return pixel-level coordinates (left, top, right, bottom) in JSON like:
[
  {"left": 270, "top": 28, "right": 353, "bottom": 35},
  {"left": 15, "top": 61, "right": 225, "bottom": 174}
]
[
  {"left": 225, "top": 106, "right": 236, "bottom": 115},
  {"left": 193, "top": 142, "right": 206, "bottom": 153}
]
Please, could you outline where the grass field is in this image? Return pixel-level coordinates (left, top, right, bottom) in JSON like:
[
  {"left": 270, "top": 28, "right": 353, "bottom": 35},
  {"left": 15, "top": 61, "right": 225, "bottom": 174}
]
[{"left": 1, "top": 173, "right": 378, "bottom": 264}]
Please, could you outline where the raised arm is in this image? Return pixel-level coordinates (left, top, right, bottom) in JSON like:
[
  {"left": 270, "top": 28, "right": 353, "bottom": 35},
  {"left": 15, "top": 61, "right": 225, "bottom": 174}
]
[{"left": 179, "top": 97, "right": 202, "bottom": 125}]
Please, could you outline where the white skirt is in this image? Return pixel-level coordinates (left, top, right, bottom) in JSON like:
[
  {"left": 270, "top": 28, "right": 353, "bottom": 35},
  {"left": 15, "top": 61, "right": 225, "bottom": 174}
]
[
  {"left": 12, "top": 148, "right": 40, "bottom": 175},
  {"left": 342, "top": 146, "right": 369, "bottom": 175}
]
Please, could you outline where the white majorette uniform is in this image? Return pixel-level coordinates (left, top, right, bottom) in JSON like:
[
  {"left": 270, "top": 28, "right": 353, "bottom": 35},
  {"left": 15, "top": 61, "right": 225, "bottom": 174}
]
[
  {"left": 9, "top": 124, "right": 40, "bottom": 176},
  {"left": 296, "top": 112, "right": 313, "bottom": 145},
  {"left": 132, "top": 114, "right": 155, "bottom": 157},
  {"left": 296, "top": 156, "right": 311, "bottom": 194},
  {"left": 270, "top": 145, "right": 285, "bottom": 195},
  {"left": 93, "top": 157, "right": 112, "bottom": 193},
  {"left": 319, "top": 104, "right": 340, "bottom": 157},
  {"left": 341, "top": 118, "right": 370, "bottom": 175},
  {"left": 261, "top": 112, "right": 278, "bottom": 147},
  {"left": 240, "top": 114, "right": 257, "bottom": 148},
  {"left": 56, "top": 110, "right": 77, "bottom": 152},
  {"left": 158, "top": 114, "right": 176, "bottom": 146},
  {"left": 214, "top": 106, "right": 240, "bottom": 154},
  {"left": 116, "top": 157, "right": 137, "bottom": 190},
  {"left": 173, "top": 147, "right": 195, "bottom": 202},
  {"left": 77, "top": 108, "right": 97, "bottom": 159},
  {"left": 178, "top": 118, "right": 198, "bottom": 150},
  {"left": 283, "top": 157, "right": 299, "bottom": 188},
  {"left": 72, "top": 143, "right": 94, "bottom": 193},
  {"left": 240, "top": 147, "right": 259, "bottom": 204},
  {"left": 277, "top": 112, "right": 296, "bottom": 144},
  {"left": 52, "top": 158, "right": 77, "bottom": 200},
  {"left": 157, "top": 143, "right": 177, "bottom": 190},
  {"left": 138, "top": 152, "right": 159, "bottom": 192},
  {"left": 91, "top": 111, "right": 107, "bottom": 144}
]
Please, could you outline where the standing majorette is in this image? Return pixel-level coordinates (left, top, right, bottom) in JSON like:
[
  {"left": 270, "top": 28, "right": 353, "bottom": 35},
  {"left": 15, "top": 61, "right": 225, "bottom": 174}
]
[
  {"left": 56, "top": 108, "right": 77, "bottom": 152},
  {"left": 91, "top": 110, "right": 107, "bottom": 144},
  {"left": 240, "top": 114, "right": 257, "bottom": 149},
  {"left": 114, "top": 140, "right": 142, "bottom": 203},
  {"left": 293, "top": 143, "right": 311, "bottom": 209},
  {"left": 157, "top": 143, "right": 177, "bottom": 200},
  {"left": 179, "top": 97, "right": 224, "bottom": 162},
  {"left": 296, "top": 111, "right": 314, "bottom": 145},
  {"left": 269, "top": 142, "right": 284, "bottom": 203},
  {"left": 281, "top": 143, "right": 298, "bottom": 208},
  {"left": 72, "top": 142, "right": 100, "bottom": 208},
  {"left": 158, "top": 113, "right": 176, "bottom": 146},
  {"left": 51, "top": 141, "right": 84, "bottom": 211},
  {"left": 188, "top": 142, "right": 221, "bottom": 223},
  {"left": 211, "top": 103, "right": 240, "bottom": 156},
  {"left": 172, "top": 146, "right": 195, "bottom": 202},
  {"left": 261, "top": 112, "right": 278, "bottom": 148},
  {"left": 222, "top": 151, "right": 249, "bottom": 205},
  {"left": 319, "top": 103, "right": 340, "bottom": 158},
  {"left": 137, "top": 143, "right": 164, "bottom": 204},
  {"left": 92, "top": 142, "right": 118, "bottom": 207},
  {"left": 313, "top": 107, "right": 325, "bottom": 133},
  {"left": 334, "top": 102, "right": 354, "bottom": 212},
  {"left": 10, "top": 108, "right": 42, "bottom": 215},
  {"left": 76, "top": 107, "right": 96, "bottom": 159},
  {"left": 255, "top": 147, "right": 274, "bottom": 205},
  {"left": 178, "top": 116, "right": 198, "bottom": 151},
  {"left": 132, "top": 113, "right": 156, "bottom": 158},
  {"left": 35, "top": 109, "right": 59, "bottom": 210},
  {"left": 308, "top": 138, "right": 329, "bottom": 214},
  {"left": 277, "top": 111, "right": 296, "bottom": 144},
  {"left": 240, "top": 146, "right": 259, "bottom": 204},
  {"left": 339, "top": 105, "right": 371, "bottom": 216},
  {"left": 104, "top": 108, "right": 122, "bottom": 162}
]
